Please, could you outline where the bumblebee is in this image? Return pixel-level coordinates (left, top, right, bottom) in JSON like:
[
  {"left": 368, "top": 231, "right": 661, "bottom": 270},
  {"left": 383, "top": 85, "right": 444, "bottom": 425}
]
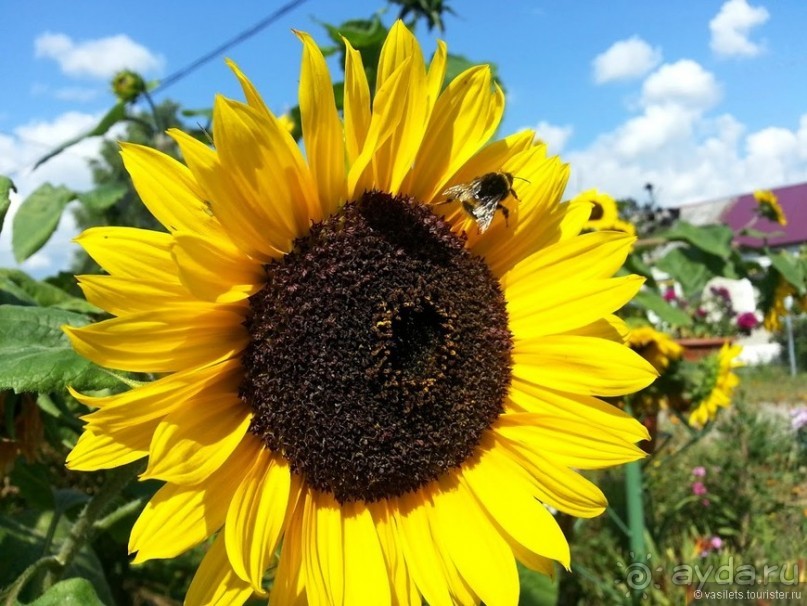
[{"left": 440, "top": 171, "right": 523, "bottom": 233}]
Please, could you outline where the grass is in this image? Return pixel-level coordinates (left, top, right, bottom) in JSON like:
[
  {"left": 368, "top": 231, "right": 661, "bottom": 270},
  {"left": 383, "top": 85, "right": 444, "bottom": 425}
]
[{"left": 736, "top": 363, "right": 807, "bottom": 406}]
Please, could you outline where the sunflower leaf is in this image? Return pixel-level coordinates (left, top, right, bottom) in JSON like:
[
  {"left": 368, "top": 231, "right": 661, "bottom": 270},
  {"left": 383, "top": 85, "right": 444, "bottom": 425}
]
[
  {"left": 77, "top": 183, "right": 128, "bottom": 212},
  {"left": 631, "top": 289, "right": 692, "bottom": 327},
  {"left": 658, "top": 222, "right": 734, "bottom": 259},
  {"left": 29, "top": 578, "right": 106, "bottom": 606},
  {"left": 517, "top": 562, "right": 558, "bottom": 605},
  {"left": 11, "top": 183, "right": 76, "bottom": 262},
  {"left": 0, "top": 174, "right": 16, "bottom": 236},
  {"left": 0, "top": 305, "right": 120, "bottom": 393},
  {"left": 768, "top": 250, "right": 806, "bottom": 294},
  {"left": 0, "top": 269, "right": 101, "bottom": 313}
]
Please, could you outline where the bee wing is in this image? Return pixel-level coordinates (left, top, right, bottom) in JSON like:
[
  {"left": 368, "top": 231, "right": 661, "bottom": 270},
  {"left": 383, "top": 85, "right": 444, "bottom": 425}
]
[{"left": 471, "top": 198, "right": 498, "bottom": 233}]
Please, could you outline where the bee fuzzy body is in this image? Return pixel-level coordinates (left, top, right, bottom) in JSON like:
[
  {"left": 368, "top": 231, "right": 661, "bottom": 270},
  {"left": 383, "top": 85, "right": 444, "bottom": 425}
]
[{"left": 440, "top": 172, "right": 521, "bottom": 233}]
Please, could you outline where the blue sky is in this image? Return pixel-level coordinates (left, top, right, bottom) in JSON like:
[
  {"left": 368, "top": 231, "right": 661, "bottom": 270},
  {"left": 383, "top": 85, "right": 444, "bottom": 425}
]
[{"left": 2, "top": 0, "right": 806, "bottom": 275}]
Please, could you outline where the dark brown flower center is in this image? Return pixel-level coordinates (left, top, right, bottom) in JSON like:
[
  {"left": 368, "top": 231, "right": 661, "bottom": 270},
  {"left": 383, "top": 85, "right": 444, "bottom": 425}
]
[{"left": 240, "top": 192, "right": 512, "bottom": 503}]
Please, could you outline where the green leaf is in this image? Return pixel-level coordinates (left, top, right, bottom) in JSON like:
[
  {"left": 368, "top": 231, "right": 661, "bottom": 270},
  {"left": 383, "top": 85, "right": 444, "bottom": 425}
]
[
  {"left": 11, "top": 184, "right": 76, "bottom": 262},
  {"left": 0, "top": 305, "right": 120, "bottom": 393},
  {"left": 631, "top": 290, "right": 693, "bottom": 326},
  {"left": 9, "top": 462, "right": 55, "bottom": 510},
  {"left": 622, "top": 252, "right": 656, "bottom": 284},
  {"left": 0, "top": 174, "right": 16, "bottom": 236},
  {"left": 660, "top": 222, "right": 734, "bottom": 259},
  {"left": 518, "top": 562, "right": 558, "bottom": 605},
  {"left": 656, "top": 247, "right": 737, "bottom": 299},
  {"left": 33, "top": 102, "right": 127, "bottom": 170},
  {"left": 29, "top": 578, "right": 105, "bottom": 606},
  {"left": 768, "top": 250, "right": 806, "bottom": 294},
  {"left": 0, "top": 269, "right": 100, "bottom": 313},
  {"left": 77, "top": 183, "right": 128, "bottom": 212},
  {"left": 0, "top": 512, "right": 113, "bottom": 604}
]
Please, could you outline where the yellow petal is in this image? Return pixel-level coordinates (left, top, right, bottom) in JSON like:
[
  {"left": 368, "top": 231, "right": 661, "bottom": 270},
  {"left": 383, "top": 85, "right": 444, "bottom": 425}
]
[
  {"left": 506, "top": 382, "right": 649, "bottom": 442},
  {"left": 185, "top": 534, "right": 254, "bottom": 606},
  {"left": 369, "top": 501, "right": 421, "bottom": 606},
  {"left": 508, "top": 275, "right": 644, "bottom": 339},
  {"left": 565, "top": 315, "right": 630, "bottom": 343},
  {"left": 225, "top": 451, "right": 294, "bottom": 591},
  {"left": 301, "top": 489, "right": 343, "bottom": 606},
  {"left": 66, "top": 425, "right": 149, "bottom": 471},
  {"left": 462, "top": 444, "right": 571, "bottom": 566},
  {"left": 226, "top": 58, "right": 272, "bottom": 117},
  {"left": 63, "top": 308, "right": 247, "bottom": 373},
  {"left": 77, "top": 274, "right": 192, "bottom": 316},
  {"left": 495, "top": 414, "right": 646, "bottom": 469},
  {"left": 395, "top": 492, "right": 453, "bottom": 606},
  {"left": 406, "top": 66, "right": 504, "bottom": 202},
  {"left": 129, "top": 435, "right": 262, "bottom": 562},
  {"left": 343, "top": 37, "right": 371, "bottom": 167},
  {"left": 169, "top": 128, "right": 285, "bottom": 261},
  {"left": 429, "top": 475, "right": 519, "bottom": 606},
  {"left": 75, "top": 358, "right": 241, "bottom": 427},
  {"left": 425, "top": 41, "right": 447, "bottom": 116},
  {"left": 347, "top": 57, "right": 412, "bottom": 198},
  {"left": 501, "top": 231, "right": 637, "bottom": 293},
  {"left": 212, "top": 96, "right": 315, "bottom": 236},
  {"left": 493, "top": 434, "right": 608, "bottom": 518},
  {"left": 512, "top": 335, "right": 657, "bottom": 397},
  {"left": 75, "top": 227, "right": 178, "bottom": 283},
  {"left": 295, "top": 30, "right": 347, "bottom": 218},
  {"left": 171, "top": 231, "right": 263, "bottom": 303},
  {"left": 373, "top": 21, "right": 428, "bottom": 193},
  {"left": 342, "top": 501, "right": 392, "bottom": 606},
  {"left": 119, "top": 142, "right": 221, "bottom": 238},
  {"left": 141, "top": 392, "right": 251, "bottom": 485},
  {"left": 269, "top": 495, "right": 307, "bottom": 606}
]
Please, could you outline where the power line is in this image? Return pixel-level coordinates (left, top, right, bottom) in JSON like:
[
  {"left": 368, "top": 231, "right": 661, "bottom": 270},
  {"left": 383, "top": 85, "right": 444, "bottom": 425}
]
[{"left": 152, "top": 0, "right": 310, "bottom": 94}]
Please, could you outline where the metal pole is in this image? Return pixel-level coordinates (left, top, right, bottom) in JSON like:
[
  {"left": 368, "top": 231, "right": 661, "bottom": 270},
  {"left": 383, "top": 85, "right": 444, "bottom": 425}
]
[{"left": 785, "top": 314, "right": 797, "bottom": 376}]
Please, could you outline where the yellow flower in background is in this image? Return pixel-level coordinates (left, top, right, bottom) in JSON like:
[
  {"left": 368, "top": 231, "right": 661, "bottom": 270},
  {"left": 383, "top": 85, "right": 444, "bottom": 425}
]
[
  {"left": 574, "top": 189, "right": 619, "bottom": 230},
  {"left": 689, "top": 343, "right": 743, "bottom": 428},
  {"left": 753, "top": 189, "right": 787, "bottom": 226},
  {"left": 763, "top": 278, "right": 795, "bottom": 332},
  {"left": 628, "top": 326, "right": 683, "bottom": 373},
  {"left": 611, "top": 218, "right": 638, "bottom": 237},
  {"left": 63, "top": 22, "right": 656, "bottom": 606}
]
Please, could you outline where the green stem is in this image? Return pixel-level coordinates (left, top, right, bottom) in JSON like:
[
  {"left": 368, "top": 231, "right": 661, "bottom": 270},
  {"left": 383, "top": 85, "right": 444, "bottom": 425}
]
[
  {"left": 624, "top": 404, "right": 647, "bottom": 605},
  {"left": 41, "top": 463, "right": 141, "bottom": 590},
  {"left": 92, "top": 497, "right": 145, "bottom": 533},
  {"left": 143, "top": 91, "right": 164, "bottom": 133}
]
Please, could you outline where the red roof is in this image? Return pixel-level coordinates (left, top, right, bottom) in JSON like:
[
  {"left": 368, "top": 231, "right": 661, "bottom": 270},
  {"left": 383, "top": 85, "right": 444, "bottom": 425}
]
[{"left": 722, "top": 182, "right": 807, "bottom": 248}]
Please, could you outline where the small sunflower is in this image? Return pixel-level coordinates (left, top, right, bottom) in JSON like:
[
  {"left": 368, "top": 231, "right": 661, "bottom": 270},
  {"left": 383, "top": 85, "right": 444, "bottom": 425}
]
[
  {"left": 574, "top": 189, "right": 619, "bottom": 230},
  {"left": 763, "top": 278, "right": 795, "bottom": 332},
  {"left": 753, "top": 189, "right": 787, "bottom": 226},
  {"left": 688, "top": 343, "right": 743, "bottom": 428},
  {"left": 64, "top": 23, "right": 656, "bottom": 605},
  {"left": 628, "top": 326, "right": 683, "bottom": 373}
]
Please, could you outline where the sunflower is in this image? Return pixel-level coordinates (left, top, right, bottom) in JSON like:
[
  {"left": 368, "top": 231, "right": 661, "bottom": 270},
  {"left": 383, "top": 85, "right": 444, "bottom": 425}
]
[
  {"left": 64, "top": 23, "right": 656, "bottom": 605},
  {"left": 574, "top": 189, "right": 619, "bottom": 231},
  {"left": 753, "top": 189, "right": 787, "bottom": 226},
  {"left": 763, "top": 278, "right": 795, "bottom": 332},
  {"left": 628, "top": 325, "right": 682, "bottom": 373},
  {"left": 688, "top": 343, "right": 743, "bottom": 428}
]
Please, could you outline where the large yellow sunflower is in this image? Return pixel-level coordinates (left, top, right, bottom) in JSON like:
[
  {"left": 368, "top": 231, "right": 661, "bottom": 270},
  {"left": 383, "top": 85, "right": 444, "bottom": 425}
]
[
  {"left": 688, "top": 343, "right": 743, "bottom": 428},
  {"left": 753, "top": 189, "right": 787, "bottom": 226},
  {"left": 763, "top": 278, "right": 795, "bottom": 332},
  {"left": 573, "top": 188, "right": 619, "bottom": 231},
  {"left": 64, "top": 23, "right": 656, "bottom": 605},
  {"left": 628, "top": 325, "right": 682, "bottom": 373}
]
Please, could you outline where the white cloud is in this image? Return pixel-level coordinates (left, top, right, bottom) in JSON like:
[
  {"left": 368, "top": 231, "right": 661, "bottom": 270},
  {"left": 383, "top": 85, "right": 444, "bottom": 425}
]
[
  {"left": 642, "top": 60, "right": 721, "bottom": 109},
  {"left": 34, "top": 32, "right": 164, "bottom": 79},
  {"left": 534, "top": 121, "right": 573, "bottom": 154},
  {"left": 592, "top": 36, "right": 662, "bottom": 84},
  {"left": 0, "top": 112, "right": 115, "bottom": 278},
  {"left": 709, "top": 0, "right": 769, "bottom": 58}
]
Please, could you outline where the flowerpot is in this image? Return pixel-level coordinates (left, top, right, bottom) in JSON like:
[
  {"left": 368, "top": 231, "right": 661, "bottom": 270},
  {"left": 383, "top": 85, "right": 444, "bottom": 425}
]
[{"left": 675, "top": 337, "right": 731, "bottom": 361}]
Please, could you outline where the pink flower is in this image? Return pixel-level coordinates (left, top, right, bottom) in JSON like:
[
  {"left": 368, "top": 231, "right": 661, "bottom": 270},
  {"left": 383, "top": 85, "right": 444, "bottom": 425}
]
[
  {"left": 692, "top": 481, "right": 708, "bottom": 496},
  {"left": 692, "top": 466, "right": 706, "bottom": 477},
  {"left": 701, "top": 498, "right": 711, "bottom": 507},
  {"left": 710, "top": 536, "right": 723, "bottom": 550},
  {"left": 663, "top": 287, "right": 677, "bottom": 302},
  {"left": 736, "top": 312, "right": 759, "bottom": 332}
]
